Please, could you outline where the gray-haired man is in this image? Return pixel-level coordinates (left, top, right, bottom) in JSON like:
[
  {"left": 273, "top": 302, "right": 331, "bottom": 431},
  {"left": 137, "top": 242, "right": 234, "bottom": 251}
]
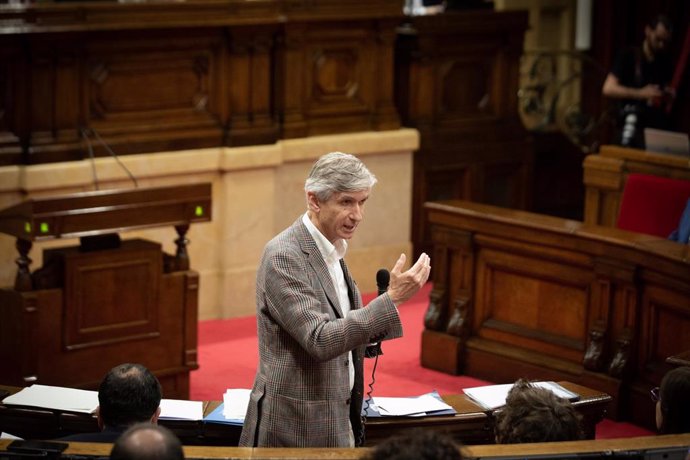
[{"left": 239, "top": 152, "right": 430, "bottom": 447}]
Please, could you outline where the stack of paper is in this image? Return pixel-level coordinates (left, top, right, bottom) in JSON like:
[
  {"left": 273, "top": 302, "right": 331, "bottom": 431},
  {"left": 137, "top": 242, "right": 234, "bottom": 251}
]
[
  {"left": 463, "top": 381, "right": 580, "bottom": 411},
  {"left": 364, "top": 391, "right": 456, "bottom": 417},
  {"left": 203, "top": 389, "right": 250, "bottom": 426},
  {"left": 159, "top": 399, "right": 204, "bottom": 421}
]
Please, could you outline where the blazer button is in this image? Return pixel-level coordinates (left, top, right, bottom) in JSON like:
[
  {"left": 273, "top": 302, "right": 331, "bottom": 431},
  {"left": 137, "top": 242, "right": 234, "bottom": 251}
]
[
  {"left": 345, "top": 358, "right": 349, "bottom": 366},
  {"left": 346, "top": 398, "right": 351, "bottom": 405}
]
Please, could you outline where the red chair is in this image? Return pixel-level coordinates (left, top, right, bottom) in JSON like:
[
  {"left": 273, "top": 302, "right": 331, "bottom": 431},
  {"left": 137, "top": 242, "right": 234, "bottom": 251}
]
[{"left": 616, "top": 173, "right": 690, "bottom": 238}]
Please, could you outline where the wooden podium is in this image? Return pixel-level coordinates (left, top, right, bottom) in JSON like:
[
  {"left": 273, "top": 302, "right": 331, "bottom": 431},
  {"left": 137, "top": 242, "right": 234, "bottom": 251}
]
[{"left": 0, "top": 184, "right": 212, "bottom": 399}]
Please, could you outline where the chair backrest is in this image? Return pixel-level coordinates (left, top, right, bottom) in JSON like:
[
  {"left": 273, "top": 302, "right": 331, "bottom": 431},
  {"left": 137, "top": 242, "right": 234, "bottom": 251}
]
[{"left": 616, "top": 173, "right": 690, "bottom": 238}]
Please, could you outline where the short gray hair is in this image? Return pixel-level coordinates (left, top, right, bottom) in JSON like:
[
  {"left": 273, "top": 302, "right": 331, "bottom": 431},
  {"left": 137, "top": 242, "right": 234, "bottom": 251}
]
[{"left": 304, "top": 152, "right": 377, "bottom": 201}]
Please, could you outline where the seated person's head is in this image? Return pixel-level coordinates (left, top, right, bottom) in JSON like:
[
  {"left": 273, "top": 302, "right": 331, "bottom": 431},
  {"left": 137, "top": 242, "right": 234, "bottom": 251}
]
[
  {"left": 656, "top": 366, "right": 690, "bottom": 434},
  {"left": 365, "top": 429, "right": 462, "bottom": 460},
  {"left": 495, "top": 379, "right": 584, "bottom": 444},
  {"left": 110, "top": 423, "right": 184, "bottom": 460},
  {"left": 97, "top": 363, "right": 162, "bottom": 431}
]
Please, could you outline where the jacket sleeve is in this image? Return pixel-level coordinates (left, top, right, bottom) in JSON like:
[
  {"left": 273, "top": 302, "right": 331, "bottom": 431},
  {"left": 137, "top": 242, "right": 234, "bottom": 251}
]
[{"left": 262, "top": 248, "right": 402, "bottom": 362}]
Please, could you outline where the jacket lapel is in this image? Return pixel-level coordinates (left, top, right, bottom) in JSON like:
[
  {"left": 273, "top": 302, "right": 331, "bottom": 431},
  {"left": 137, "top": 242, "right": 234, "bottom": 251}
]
[
  {"left": 340, "top": 259, "right": 360, "bottom": 310},
  {"left": 294, "top": 218, "right": 344, "bottom": 318}
]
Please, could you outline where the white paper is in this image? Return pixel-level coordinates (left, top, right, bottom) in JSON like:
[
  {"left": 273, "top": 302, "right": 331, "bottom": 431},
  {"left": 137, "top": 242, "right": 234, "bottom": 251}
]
[
  {"left": 159, "top": 399, "right": 204, "bottom": 420},
  {"left": 533, "top": 381, "right": 579, "bottom": 401},
  {"left": 2, "top": 384, "right": 98, "bottom": 414},
  {"left": 463, "top": 381, "right": 579, "bottom": 411},
  {"left": 372, "top": 394, "right": 453, "bottom": 416},
  {"left": 463, "top": 383, "right": 513, "bottom": 410},
  {"left": 222, "top": 389, "right": 251, "bottom": 420}
]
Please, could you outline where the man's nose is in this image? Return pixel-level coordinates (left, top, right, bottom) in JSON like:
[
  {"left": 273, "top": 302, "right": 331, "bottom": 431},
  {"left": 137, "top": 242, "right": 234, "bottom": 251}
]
[{"left": 351, "top": 204, "right": 363, "bottom": 221}]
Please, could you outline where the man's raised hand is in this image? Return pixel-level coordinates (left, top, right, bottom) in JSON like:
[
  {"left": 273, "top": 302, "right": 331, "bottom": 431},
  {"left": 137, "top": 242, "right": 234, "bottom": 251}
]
[{"left": 387, "top": 252, "right": 431, "bottom": 306}]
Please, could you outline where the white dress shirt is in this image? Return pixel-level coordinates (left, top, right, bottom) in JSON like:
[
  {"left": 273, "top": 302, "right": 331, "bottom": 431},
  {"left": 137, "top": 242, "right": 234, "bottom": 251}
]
[{"left": 302, "top": 213, "right": 355, "bottom": 391}]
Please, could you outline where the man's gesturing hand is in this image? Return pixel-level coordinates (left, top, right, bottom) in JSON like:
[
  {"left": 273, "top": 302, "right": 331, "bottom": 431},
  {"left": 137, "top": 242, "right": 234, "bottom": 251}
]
[{"left": 387, "top": 252, "right": 431, "bottom": 306}]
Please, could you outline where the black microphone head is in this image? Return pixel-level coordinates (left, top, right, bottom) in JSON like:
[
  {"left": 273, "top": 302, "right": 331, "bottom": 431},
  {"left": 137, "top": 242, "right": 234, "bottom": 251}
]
[{"left": 376, "top": 268, "right": 390, "bottom": 290}]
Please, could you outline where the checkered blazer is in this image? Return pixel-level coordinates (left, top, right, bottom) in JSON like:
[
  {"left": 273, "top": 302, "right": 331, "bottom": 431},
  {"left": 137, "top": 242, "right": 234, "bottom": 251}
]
[{"left": 239, "top": 217, "right": 403, "bottom": 447}]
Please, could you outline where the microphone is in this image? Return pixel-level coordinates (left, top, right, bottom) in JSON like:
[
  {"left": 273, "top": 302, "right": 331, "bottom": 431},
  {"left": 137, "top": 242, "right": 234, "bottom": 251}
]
[
  {"left": 365, "top": 269, "right": 390, "bottom": 358},
  {"left": 376, "top": 268, "right": 390, "bottom": 296}
]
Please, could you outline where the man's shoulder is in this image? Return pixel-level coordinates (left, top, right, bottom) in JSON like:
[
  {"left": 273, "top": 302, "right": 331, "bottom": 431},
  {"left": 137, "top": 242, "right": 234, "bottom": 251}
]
[{"left": 264, "top": 218, "right": 309, "bottom": 253}]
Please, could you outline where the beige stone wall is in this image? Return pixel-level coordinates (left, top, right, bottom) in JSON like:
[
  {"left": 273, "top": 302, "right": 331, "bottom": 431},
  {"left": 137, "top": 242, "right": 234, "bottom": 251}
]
[{"left": 0, "top": 129, "right": 419, "bottom": 320}]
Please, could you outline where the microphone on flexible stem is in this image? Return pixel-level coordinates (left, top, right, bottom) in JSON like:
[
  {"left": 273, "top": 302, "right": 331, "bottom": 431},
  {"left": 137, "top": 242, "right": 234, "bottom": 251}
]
[{"left": 365, "top": 268, "right": 390, "bottom": 359}]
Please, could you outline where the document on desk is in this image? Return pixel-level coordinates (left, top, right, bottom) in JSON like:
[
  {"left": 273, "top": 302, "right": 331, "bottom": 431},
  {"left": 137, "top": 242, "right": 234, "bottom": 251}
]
[
  {"left": 203, "top": 389, "right": 250, "bottom": 426},
  {"left": 463, "top": 381, "right": 580, "bottom": 411},
  {"left": 1, "top": 384, "right": 98, "bottom": 414},
  {"left": 365, "top": 391, "right": 455, "bottom": 417},
  {"left": 159, "top": 399, "right": 204, "bottom": 421}
]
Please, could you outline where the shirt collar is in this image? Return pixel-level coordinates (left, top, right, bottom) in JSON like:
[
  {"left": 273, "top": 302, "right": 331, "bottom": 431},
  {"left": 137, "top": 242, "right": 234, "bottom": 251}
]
[{"left": 302, "top": 213, "right": 347, "bottom": 263}]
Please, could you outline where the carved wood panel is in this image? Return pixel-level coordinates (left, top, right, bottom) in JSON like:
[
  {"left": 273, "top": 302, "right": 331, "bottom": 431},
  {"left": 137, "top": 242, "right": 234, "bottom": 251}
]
[
  {"left": 1, "top": 1, "right": 405, "bottom": 164},
  {"left": 281, "top": 19, "right": 400, "bottom": 138},
  {"left": 473, "top": 246, "right": 590, "bottom": 363},
  {"left": 63, "top": 244, "right": 161, "bottom": 350},
  {"left": 84, "top": 31, "right": 225, "bottom": 151}
]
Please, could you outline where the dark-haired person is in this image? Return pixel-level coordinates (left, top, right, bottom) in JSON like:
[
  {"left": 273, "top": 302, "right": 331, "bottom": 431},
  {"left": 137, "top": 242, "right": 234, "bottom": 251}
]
[
  {"left": 653, "top": 366, "right": 690, "bottom": 434},
  {"left": 495, "top": 379, "right": 584, "bottom": 444},
  {"left": 364, "top": 429, "right": 462, "bottom": 460},
  {"left": 602, "top": 14, "right": 674, "bottom": 148},
  {"left": 111, "top": 424, "right": 184, "bottom": 460},
  {"left": 57, "top": 363, "right": 162, "bottom": 443}
]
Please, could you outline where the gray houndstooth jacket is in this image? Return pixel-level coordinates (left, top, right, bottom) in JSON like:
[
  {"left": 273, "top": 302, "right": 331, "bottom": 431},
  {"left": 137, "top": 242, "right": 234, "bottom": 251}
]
[{"left": 239, "top": 217, "right": 403, "bottom": 447}]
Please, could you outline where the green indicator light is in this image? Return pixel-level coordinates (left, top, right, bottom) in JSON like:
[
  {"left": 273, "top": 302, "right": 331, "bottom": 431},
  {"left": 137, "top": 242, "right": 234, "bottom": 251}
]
[
  {"left": 24, "top": 222, "right": 32, "bottom": 233},
  {"left": 195, "top": 205, "right": 204, "bottom": 217},
  {"left": 40, "top": 222, "right": 49, "bottom": 233}
]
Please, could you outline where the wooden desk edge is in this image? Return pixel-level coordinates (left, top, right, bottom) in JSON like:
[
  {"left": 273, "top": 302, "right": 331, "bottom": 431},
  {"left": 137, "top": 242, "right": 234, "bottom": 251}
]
[{"left": 3, "top": 434, "right": 690, "bottom": 460}]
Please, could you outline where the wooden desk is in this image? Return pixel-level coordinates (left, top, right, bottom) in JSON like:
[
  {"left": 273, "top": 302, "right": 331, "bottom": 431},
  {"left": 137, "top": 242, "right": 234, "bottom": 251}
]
[
  {"left": 2, "top": 434, "right": 690, "bottom": 460},
  {"left": 0, "top": 382, "right": 609, "bottom": 446},
  {"left": 421, "top": 199, "right": 690, "bottom": 430}
]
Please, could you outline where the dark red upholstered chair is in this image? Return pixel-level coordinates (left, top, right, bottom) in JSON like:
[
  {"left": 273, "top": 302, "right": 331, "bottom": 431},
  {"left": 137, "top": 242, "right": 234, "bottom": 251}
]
[{"left": 616, "top": 173, "right": 690, "bottom": 238}]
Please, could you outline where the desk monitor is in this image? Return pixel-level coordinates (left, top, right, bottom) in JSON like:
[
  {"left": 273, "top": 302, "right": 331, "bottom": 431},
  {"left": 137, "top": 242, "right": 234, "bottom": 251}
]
[{"left": 644, "top": 128, "right": 690, "bottom": 156}]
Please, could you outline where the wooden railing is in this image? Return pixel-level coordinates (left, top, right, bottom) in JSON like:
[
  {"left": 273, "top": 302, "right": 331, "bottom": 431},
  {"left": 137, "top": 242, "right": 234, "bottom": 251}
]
[{"left": 421, "top": 199, "right": 690, "bottom": 430}]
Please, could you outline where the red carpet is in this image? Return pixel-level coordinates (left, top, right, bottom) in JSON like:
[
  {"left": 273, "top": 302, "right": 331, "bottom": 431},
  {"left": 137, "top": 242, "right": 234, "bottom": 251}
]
[{"left": 191, "top": 283, "right": 653, "bottom": 439}]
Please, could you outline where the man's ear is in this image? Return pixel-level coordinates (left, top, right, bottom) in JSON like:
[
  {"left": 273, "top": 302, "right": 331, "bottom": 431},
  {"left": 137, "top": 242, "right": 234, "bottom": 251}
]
[
  {"left": 307, "top": 191, "right": 320, "bottom": 212},
  {"left": 151, "top": 406, "right": 161, "bottom": 425},
  {"left": 96, "top": 406, "right": 104, "bottom": 431}
]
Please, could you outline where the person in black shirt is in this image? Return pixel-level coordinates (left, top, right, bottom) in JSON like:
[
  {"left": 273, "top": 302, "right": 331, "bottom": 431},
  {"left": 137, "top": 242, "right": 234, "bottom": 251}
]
[
  {"left": 57, "top": 363, "right": 162, "bottom": 443},
  {"left": 602, "top": 15, "right": 674, "bottom": 148}
]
